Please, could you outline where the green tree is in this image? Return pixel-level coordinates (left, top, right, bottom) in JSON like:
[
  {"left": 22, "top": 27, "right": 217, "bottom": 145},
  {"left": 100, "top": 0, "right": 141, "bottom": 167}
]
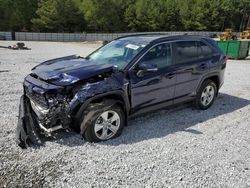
[
  {"left": 203, "top": 0, "right": 234, "bottom": 31},
  {"left": 81, "top": 0, "right": 131, "bottom": 32},
  {"left": 178, "top": 0, "right": 249, "bottom": 31},
  {"left": 0, "top": 0, "right": 38, "bottom": 31},
  {"left": 125, "top": 0, "right": 160, "bottom": 31},
  {"left": 1, "top": 0, "right": 250, "bottom": 32},
  {"left": 179, "top": 0, "right": 207, "bottom": 31},
  {"left": 112, "top": 0, "right": 135, "bottom": 31},
  {"left": 229, "top": 0, "right": 250, "bottom": 31},
  {"left": 158, "top": 0, "right": 183, "bottom": 31},
  {"left": 32, "top": 0, "right": 85, "bottom": 32},
  {"left": 125, "top": 0, "right": 183, "bottom": 31}
]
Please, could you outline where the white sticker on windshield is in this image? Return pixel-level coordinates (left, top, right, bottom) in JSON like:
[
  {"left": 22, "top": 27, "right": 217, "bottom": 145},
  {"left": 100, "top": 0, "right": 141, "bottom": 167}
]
[{"left": 126, "top": 44, "right": 140, "bottom": 50}]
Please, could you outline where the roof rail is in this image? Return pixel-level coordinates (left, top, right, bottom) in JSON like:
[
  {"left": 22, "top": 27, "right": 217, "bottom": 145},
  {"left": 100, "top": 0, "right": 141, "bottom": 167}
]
[
  {"left": 115, "top": 33, "right": 169, "bottom": 40},
  {"left": 113, "top": 33, "right": 211, "bottom": 43}
]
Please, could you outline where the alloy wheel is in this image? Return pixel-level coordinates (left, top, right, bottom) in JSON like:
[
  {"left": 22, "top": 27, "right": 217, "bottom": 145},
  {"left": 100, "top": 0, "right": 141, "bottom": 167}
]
[
  {"left": 94, "top": 110, "right": 121, "bottom": 140},
  {"left": 200, "top": 85, "right": 215, "bottom": 106}
]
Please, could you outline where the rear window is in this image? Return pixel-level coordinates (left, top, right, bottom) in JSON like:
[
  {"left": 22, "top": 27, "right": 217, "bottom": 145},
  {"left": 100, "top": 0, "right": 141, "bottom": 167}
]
[
  {"left": 174, "top": 41, "right": 198, "bottom": 64},
  {"left": 202, "top": 38, "right": 223, "bottom": 54},
  {"left": 198, "top": 41, "right": 213, "bottom": 57}
]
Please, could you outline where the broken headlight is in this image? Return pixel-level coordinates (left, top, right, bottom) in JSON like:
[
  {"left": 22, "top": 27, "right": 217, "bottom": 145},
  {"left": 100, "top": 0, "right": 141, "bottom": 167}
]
[{"left": 30, "top": 99, "right": 49, "bottom": 119}]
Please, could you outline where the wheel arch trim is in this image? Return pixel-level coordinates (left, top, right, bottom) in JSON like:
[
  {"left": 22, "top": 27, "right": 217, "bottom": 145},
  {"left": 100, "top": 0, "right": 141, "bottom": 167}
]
[
  {"left": 74, "top": 90, "right": 130, "bottom": 124},
  {"left": 196, "top": 73, "right": 221, "bottom": 95}
]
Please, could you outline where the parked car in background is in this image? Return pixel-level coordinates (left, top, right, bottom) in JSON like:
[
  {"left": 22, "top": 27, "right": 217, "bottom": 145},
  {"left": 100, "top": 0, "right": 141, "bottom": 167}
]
[{"left": 16, "top": 35, "right": 227, "bottom": 148}]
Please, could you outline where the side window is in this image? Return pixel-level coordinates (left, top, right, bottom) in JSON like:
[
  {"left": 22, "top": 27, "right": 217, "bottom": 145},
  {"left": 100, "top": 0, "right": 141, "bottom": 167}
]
[
  {"left": 198, "top": 41, "right": 213, "bottom": 57},
  {"left": 174, "top": 41, "right": 198, "bottom": 64},
  {"left": 137, "top": 43, "right": 172, "bottom": 70}
]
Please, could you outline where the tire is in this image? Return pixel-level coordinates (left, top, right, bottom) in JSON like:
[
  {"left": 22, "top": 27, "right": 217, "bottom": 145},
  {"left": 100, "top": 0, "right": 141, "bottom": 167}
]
[
  {"left": 81, "top": 102, "right": 125, "bottom": 142},
  {"left": 194, "top": 79, "right": 217, "bottom": 110}
]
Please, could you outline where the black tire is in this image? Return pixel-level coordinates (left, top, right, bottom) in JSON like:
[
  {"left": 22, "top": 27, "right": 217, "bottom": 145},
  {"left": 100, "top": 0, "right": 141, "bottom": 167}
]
[
  {"left": 81, "top": 102, "right": 125, "bottom": 142},
  {"left": 194, "top": 79, "right": 217, "bottom": 110}
]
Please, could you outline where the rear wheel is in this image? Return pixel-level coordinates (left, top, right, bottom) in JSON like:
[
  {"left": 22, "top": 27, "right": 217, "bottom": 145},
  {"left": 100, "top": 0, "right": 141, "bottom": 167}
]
[
  {"left": 81, "top": 103, "right": 125, "bottom": 142},
  {"left": 194, "top": 80, "right": 217, "bottom": 110}
]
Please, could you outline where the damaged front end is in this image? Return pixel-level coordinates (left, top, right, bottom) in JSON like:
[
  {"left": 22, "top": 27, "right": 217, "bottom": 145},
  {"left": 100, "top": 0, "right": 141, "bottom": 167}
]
[
  {"left": 16, "top": 75, "right": 72, "bottom": 148},
  {"left": 16, "top": 57, "right": 127, "bottom": 148},
  {"left": 16, "top": 95, "right": 42, "bottom": 148}
]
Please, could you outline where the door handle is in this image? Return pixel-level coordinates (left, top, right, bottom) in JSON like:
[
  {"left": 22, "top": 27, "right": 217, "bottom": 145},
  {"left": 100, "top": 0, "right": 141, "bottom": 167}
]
[
  {"left": 147, "top": 79, "right": 160, "bottom": 85},
  {"left": 166, "top": 72, "right": 175, "bottom": 79}
]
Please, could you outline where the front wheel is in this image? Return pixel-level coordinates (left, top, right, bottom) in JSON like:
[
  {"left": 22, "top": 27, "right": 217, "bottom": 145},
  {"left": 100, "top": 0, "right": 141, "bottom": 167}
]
[
  {"left": 194, "top": 80, "right": 217, "bottom": 110},
  {"left": 82, "top": 103, "right": 125, "bottom": 142}
]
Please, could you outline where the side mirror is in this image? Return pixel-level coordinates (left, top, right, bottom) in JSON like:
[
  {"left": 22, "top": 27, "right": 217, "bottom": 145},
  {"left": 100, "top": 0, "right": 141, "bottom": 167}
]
[{"left": 136, "top": 63, "right": 158, "bottom": 77}]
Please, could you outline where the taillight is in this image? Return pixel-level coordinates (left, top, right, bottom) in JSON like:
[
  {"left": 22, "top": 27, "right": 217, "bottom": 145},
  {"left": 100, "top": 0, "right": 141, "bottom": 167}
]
[
  {"left": 223, "top": 55, "right": 228, "bottom": 63},
  {"left": 221, "top": 55, "right": 227, "bottom": 69}
]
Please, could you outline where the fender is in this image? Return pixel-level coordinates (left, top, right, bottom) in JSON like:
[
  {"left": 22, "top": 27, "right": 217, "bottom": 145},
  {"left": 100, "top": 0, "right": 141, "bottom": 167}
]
[
  {"left": 73, "top": 90, "right": 130, "bottom": 129},
  {"left": 79, "top": 98, "right": 125, "bottom": 134},
  {"left": 195, "top": 72, "right": 221, "bottom": 94}
]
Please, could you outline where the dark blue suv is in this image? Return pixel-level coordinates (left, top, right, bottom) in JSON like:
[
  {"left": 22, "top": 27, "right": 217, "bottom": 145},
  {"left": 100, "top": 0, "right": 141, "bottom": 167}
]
[{"left": 16, "top": 35, "right": 227, "bottom": 148}]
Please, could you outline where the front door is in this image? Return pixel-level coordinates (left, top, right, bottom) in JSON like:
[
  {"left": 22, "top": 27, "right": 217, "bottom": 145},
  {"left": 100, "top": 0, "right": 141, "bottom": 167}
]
[{"left": 128, "top": 43, "right": 176, "bottom": 112}]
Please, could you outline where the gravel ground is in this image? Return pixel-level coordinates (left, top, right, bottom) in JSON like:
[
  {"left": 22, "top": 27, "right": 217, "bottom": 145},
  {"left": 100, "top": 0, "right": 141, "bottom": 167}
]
[{"left": 0, "top": 41, "right": 250, "bottom": 188}]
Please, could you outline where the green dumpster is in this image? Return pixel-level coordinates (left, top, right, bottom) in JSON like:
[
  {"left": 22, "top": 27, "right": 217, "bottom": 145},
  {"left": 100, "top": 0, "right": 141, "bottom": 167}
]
[{"left": 216, "top": 40, "right": 250, "bottom": 60}]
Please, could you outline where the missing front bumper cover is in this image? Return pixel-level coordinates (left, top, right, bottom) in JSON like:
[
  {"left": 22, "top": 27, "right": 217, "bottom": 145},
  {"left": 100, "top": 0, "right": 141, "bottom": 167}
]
[
  {"left": 16, "top": 95, "right": 72, "bottom": 149},
  {"left": 16, "top": 95, "right": 43, "bottom": 148}
]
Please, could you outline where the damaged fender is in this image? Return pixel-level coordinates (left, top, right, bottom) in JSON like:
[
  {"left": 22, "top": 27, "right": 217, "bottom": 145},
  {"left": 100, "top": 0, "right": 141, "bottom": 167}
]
[
  {"left": 70, "top": 73, "right": 130, "bottom": 133},
  {"left": 68, "top": 72, "right": 129, "bottom": 111}
]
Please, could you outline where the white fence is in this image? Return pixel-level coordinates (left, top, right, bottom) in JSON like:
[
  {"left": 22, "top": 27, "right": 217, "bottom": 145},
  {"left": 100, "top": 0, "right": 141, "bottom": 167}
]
[
  {"left": 0, "top": 31, "right": 223, "bottom": 42},
  {"left": 0, "top": 31, "right": 12, "bottom": 40},
  {"left": 83, "top": 32, "right": 222, "bottom": 41},
  {"left": 15, "top": 32, "right": 85, "bottom": 41}
]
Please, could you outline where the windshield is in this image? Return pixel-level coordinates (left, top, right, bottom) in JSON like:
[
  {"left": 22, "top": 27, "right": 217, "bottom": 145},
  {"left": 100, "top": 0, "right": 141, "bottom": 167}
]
[{"left": 87, "top": 39, "right": 148, "bottom": 70}]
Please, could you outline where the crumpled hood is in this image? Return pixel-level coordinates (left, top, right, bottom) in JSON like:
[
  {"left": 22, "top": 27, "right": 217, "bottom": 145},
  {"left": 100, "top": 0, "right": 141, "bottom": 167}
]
[{"left": 31, "top": 55, "right": 115, "bottom": 86}]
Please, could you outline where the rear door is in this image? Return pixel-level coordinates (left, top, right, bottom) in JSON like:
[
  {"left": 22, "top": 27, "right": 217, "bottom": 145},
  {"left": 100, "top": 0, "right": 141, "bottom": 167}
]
[
  {"left": 173, "top": 41, "right": 210, "bottom": 102},
  {"left": 129, "top": 43, "right": 176, "bottom": 111},
  {"left": 198, "top": 40, "right": 223, "bottom": 72}
]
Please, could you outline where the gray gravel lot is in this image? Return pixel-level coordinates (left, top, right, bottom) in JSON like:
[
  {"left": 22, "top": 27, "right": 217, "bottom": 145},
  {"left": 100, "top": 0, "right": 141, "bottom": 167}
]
[{"left": 0, "top": 41, "right": 250, "bottom": 187}]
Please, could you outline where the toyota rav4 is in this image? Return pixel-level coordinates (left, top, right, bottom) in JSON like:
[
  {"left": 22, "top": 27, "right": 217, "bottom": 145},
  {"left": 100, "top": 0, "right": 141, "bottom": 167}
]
[{"left": 16, "top": 35, "right": 227, "bottom": 148}]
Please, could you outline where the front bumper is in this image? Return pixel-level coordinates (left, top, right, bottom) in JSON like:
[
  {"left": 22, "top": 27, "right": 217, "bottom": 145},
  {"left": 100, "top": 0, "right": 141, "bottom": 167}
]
[
  {"left": 16, "top": 75, "right": 75, "bottom": 149},
  {"left": 16, "top": 95, "right": 42, "bottom": 148}
]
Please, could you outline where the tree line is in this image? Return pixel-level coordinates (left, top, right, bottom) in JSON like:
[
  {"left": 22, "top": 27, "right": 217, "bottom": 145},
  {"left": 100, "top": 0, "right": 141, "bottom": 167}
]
[{"left": 0, "top": 0, "right": 250, "bottom": 32}]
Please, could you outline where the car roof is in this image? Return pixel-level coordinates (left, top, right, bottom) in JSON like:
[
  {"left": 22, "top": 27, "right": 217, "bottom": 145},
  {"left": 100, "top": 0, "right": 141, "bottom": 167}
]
[{"left": 116, "top": 34, "right": 212, "bottom": 44}]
